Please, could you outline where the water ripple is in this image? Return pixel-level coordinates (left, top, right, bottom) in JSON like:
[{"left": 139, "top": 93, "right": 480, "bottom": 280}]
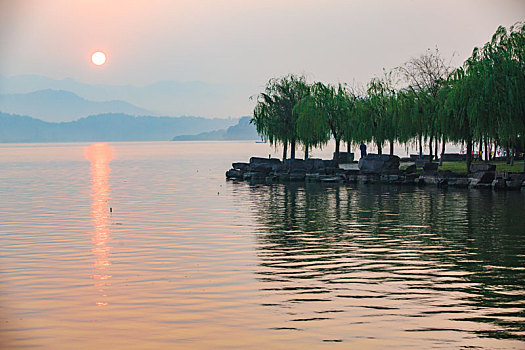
[{"left": 0, "top": 142, "right": 524, "bottom": 349}]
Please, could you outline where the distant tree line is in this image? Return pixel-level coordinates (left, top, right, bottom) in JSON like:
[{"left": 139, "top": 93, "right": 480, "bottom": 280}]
[{"left": 251, "top": 23, "right": 525, "bottom": 171}]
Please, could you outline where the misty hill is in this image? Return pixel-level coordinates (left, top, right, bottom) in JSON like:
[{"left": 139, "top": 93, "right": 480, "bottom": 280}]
[
  {"left": 0, "top": 89, "right": 154, "bottom": 122},
  {"left": 173, "top": 116, "right": 260, "bottom": 141},
  {"left": 0, "top": 112, "right": 237, "bottom": 143},
  {"left": 0, "top": 74, "right": 256, "bottom": 118}
]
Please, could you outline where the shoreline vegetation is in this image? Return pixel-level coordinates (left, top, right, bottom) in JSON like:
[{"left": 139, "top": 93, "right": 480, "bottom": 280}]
[{"left": 248, "top": 23, "right": 525, "bottom": 173}]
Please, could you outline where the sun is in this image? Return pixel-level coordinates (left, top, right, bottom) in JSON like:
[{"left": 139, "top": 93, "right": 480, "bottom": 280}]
[{"left": 91, "top": 51, "right": 107, "bottom": 66}]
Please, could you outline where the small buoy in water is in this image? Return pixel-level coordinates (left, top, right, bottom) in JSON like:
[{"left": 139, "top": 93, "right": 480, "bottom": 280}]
[{"left": 110, "top": 207, "right": 113, "bottom": 213}]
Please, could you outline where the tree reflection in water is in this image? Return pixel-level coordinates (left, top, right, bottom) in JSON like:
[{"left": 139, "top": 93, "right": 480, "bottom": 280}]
[{"left": 247, "top": 182, "right": 525, "bottom": 341}]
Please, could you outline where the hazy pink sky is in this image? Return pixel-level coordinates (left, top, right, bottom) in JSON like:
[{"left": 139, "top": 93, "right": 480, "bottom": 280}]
[{"left": 1, "top": 0, "right": 524, "bottom": 87}]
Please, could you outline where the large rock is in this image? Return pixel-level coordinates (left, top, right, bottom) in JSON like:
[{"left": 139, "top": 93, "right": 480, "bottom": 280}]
[
  {"left": 506, "top": 173, "right": 525, "bottom": 190},
  {"left": 405, "top": 164, "right": 417, "bottom": 174},
  {"left": 492, "top": 178, "right": 506, "bottom": 190},
  {"left": 249, "top": 157, "right": 281, "bottom": 174},
  {"left": 335, "top": 152, "right": 354, "bottom": 163},
  {"left": 271, "top": 163, "right": 286, "bottom": 172},
  {"left": 305, "top": 158, "right": 325, "bottom": 172},
  {"left": 469, "top": 171, "right": 495, "bottom": 184},
  {"left": 509, "top": 173, "right": 525, "bottom": 182},
  {"left": 441, "top": 153, "right": 466, "bottom": 162},
  {"left": 358, "top": 154, "right": 400, "bottom": 174},
  {"left": 415, "top": 158, "right": 431, "bottom": 168},
  {"left": 419, "top": 174, "right": 439, "bottom": 185},
  {"left": 251, "top": 164, "right": 273, "bottom": 174},
  {"left": 225, "top": 169, "right": 243, "bottom": 179},
  {"left": 284, "top": 159, "right": 306, "bottom": 171},
  {"left": 323, "top": 159, "right": 336, "bottom": 168},
  {"left": 423, "top": 162, "right": 439, "bottom": 172},
  {"left": 470, "top": 164, "right": 496, "bottom": 172},
  {"left": 249, "top": 157, "right": 281, "bottom": 166},
  {"left": 506, "top": 180, "right": 523, "bottom": 190},
  {"left": 232, "top": 162, "right": 249, "bottom": 171}
]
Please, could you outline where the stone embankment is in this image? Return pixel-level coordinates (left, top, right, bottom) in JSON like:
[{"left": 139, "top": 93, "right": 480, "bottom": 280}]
[{"left": 226, "top": 154, "right": 525, "bottom": 190}]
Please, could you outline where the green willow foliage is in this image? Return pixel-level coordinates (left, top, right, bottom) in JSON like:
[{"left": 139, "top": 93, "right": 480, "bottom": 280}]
[
  {"left": 252, "top": 24, "right": 525, "bottom": 170},
  {"left": 252, "top": 75, "right": 310, "bottom": 160},
  {"left": 443, "top": 23, "right": 525, "bottom": 170},
  {"left": 294, "top": 82, "right": 354, "bottom": 162}
]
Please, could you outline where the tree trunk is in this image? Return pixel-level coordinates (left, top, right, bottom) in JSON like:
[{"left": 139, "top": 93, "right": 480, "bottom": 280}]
[
  {"left": 484, "top": 137, "right": 488, "bottom": 162},
  {"left": 389, "top": 141, "right": 394, "bottom": 156},
  {"left": 418, "top": 135, "right": 423, "bottom": 157},
  {"left": 522, "top": 140, "right": 525, "bottom": 172},
  {"left": 510, "top": 145, "right": 515, "bottom": 166},
  {"left": 429, "top": 135, "right": 433, "bottom": 163},
  {"left": 290, "top": 138, "right": 296, "bottom": 159},
  {"left": 282, "top": 142, "right": 288, "bottom": 161},
  {"left": 377, "top": 142, "right": 383, "bottom": 155},
  {"left": 466, "top": 138, "right": 473, "bottom": 173},
  {"left": 479, "top": 138, "right": 482, "bottom": 162},
  {"left": 439, "top": 137, "right": 446, "bottom": 166},
  {"left": 506, "top": 146, "right": 510, "bottom": 164},
  {"left": 347, "top": 141, "right": 351, "bottom": 154},
  {"left": 334, "top": 138, "right": 340, "bottom": 165},
  {"left": 434, "top": 137, "right": 439, "bottom": 162},
  {"left": 304, "top": 145, "right": 309, "bottom": 160}
]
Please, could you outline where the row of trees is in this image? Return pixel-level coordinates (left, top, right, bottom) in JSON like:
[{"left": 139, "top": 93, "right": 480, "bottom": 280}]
[{"left": 251, "top": 23, "right": 525, "bottom": 171}]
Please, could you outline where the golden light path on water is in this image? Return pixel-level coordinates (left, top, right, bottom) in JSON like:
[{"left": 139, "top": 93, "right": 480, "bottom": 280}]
[{"left": 85, "top": 143, "right": 114, "bottom": 307}]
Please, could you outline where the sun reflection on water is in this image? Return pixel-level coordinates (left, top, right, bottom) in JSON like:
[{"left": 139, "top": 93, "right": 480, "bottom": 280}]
[{"left": 85, "top": 143, "right": 114, "bottom": 306}]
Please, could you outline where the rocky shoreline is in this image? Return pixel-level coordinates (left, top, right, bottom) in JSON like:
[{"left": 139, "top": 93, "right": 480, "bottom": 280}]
[{"left": 226, "top": 154, "right": 525, "bottom": 190}]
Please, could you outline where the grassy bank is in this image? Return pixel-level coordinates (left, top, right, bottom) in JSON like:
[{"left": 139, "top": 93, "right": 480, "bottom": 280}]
[{"left": 401, "top": 160, "right": 524, "bottom": 174}]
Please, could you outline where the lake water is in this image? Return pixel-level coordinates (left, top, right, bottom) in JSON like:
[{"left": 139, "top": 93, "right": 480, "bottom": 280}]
[{"left": 1, "top": 141, "right": 524, "bottom": 349}]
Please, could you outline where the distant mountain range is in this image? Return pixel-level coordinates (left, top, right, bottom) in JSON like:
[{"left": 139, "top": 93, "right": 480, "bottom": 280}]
[
  {"left": 0, "top": 74, "right": 259, "bottom": 142},
  {"left": 173, "top": 116, "right": 260, "bottom": 141},
  {"left": 0, "top": 89, "right": 154, "bottom": 122},
  {"left": 0, "top": 112, "right": 237, "bottom": 143},
  {"left": 0, "top": 74, "right": 257, "bottom": 118}
]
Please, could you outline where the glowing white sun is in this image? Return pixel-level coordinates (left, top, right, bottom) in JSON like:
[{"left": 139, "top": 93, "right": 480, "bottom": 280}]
[{"left": 91, "top": 51, "right": 107, "bottom": 66}]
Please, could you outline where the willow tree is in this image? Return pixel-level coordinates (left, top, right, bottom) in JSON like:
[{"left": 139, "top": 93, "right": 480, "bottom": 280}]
[
  {"left": 294, "top": 95, "right": 330, "bottom": 159},
  {"left": 440, "top": 23, "right": 525, "bottom": 171},
  {"left": 442, "top": 68, "right": 476, "bottom": 172},
  {"left": 394, "top": 88, "right": 420, "bottom": 154},
  {"left": 342, "top": 84, "right": 365, "bottom": 154},
  {"left": 294, "top": 82, "right": 353, "bottom": 163},
  {"left": 251, "top": 74, "right": 310, "bottom": 160},
  {"left": 400, "top": 87, "right": 433, "bottom": 157},
  {"left": 364, "top": 74, "right": 398, "bottom": 155},
  {"left": 464, "top": 23, "right": 525, "bottom": 168},
  {"left": 351, "top": 96, "right": 374, "bottom": 149}
]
